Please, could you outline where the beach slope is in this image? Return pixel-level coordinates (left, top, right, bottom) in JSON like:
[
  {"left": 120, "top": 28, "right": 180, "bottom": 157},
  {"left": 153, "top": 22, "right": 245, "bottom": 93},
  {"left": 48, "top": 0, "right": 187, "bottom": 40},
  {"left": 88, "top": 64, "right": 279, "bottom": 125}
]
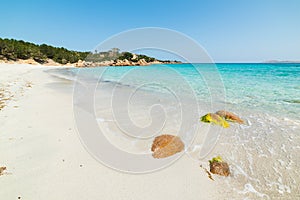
[{"left": 0, "top": 64, "right": 216, "bottom": 200}]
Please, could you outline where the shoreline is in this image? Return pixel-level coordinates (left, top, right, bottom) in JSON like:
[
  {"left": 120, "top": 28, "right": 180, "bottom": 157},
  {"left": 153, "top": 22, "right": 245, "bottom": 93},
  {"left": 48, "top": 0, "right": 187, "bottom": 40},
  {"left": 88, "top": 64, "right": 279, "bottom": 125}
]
[
  {"left": 0, "top": 63, "right": 218, "bottom": 199},
  {"left": 0, "top": 57, "right": 182, "bottom": 68},
  {"left": 1, "top": 63, "right": 299, "bottom": 199}
]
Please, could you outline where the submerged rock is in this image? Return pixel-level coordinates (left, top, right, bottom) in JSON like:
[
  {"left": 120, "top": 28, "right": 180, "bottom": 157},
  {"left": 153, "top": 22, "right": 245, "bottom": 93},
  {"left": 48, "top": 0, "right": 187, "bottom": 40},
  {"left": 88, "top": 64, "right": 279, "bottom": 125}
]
[
  {"left": 200, "top": 113, "right": 229, "bottom": 128},
  {"left": 216, "top": 110, "right": 244, "bottom": 124},
  {"left": 209, "top": 156, "right": 230, "bottom": 177},
  {"left": 151, "top": 134, "right": 184, "bottom": 158}
]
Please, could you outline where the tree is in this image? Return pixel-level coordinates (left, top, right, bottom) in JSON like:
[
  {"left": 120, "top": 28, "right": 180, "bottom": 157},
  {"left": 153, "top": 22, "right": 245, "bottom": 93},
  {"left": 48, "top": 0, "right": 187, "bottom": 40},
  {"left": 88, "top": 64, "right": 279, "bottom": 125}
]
[{"left": 118, "top": 52, "right": 133, "bottom": 61}]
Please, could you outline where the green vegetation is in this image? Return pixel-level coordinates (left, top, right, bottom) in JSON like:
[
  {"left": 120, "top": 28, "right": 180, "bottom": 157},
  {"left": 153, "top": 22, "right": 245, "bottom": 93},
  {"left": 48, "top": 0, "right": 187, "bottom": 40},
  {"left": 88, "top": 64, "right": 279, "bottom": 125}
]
[
  {"left": 86, "top": 51, "right": 156, "bottom": 63},
  {"left": 0, "top": 37, "right": 180, "bottom": 65},
  {"left": 117, "top": 52, "right": 155, "bottom": 62},
  {"left": 86, "top": 48, "right": 121, "bottom": 62},
  {"left": 200, "top": 113, "right": 230, "bottom": 128},
  {"left": 0, "top": 38, "right": 89, "bottom": 64},
  {"left": 134, "top": 54, "right": 155, "bottom": 62},
  {"left": 209, "top": 156, "right": 223, "bottom": 163},
  {"left": 118, "top": 52, "right": 134, "bottom": 61}
]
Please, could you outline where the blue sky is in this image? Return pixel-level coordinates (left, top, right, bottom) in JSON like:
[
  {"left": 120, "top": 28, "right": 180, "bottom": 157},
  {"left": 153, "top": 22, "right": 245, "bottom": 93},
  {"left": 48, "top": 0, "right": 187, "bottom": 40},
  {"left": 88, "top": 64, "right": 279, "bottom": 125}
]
[{"left": 1, "top": 0, "right": 300, "bottom": 62}]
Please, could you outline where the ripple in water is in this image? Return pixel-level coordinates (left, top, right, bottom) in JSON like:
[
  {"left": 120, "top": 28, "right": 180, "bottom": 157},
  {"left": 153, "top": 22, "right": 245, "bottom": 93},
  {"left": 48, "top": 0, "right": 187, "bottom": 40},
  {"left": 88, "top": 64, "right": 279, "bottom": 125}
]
[{"left": 200, "top": 111, "right": 300, "bottom": 199}]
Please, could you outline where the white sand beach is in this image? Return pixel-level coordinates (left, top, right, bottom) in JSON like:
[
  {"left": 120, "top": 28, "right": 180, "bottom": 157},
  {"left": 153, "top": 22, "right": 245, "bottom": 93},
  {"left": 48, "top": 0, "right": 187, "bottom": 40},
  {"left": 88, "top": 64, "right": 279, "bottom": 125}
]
[
  {"left": 0, "top": 64, "right": 219, "bottom": 200},
  {"left": 2, "top": 0, "right": 300, "bottom": 198}
]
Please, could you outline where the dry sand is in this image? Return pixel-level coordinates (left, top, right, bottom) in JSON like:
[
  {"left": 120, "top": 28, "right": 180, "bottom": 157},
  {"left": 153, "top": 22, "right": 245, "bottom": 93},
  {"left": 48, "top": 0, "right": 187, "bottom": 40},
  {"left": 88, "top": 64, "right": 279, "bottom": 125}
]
[{"left": 0, "top": 63, "right": 219, "bottom": 200}]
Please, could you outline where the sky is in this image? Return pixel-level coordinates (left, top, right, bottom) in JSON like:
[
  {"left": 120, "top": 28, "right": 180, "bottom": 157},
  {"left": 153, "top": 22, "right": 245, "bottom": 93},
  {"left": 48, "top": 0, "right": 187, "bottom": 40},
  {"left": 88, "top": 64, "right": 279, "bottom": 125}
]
[{"left": 1, "top": 0, "right": 300, "bottom": 62}]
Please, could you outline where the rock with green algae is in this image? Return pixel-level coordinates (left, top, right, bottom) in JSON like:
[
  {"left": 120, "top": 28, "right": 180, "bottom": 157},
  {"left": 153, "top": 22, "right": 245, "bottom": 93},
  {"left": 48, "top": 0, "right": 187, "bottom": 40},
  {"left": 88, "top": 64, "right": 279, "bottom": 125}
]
[
  {"left": 209, "top": 156, "right": 230, "bottom": 177},
  {"left": 209, "top": 156, "right": 223, "bottom": 163},
  {"left": 200, "top": 113, "right": 229, "bottom": 128}
]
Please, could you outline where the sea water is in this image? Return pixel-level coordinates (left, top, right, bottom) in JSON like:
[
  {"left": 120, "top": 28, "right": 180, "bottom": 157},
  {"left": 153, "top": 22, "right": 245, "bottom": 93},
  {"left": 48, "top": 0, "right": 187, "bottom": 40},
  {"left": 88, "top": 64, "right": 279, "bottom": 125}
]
[
  {"left": 49, "top": 63, "right": 300, "bottom": 199},
  {"left": 65, "top": 63, "right": 300, "bottom": 119}
]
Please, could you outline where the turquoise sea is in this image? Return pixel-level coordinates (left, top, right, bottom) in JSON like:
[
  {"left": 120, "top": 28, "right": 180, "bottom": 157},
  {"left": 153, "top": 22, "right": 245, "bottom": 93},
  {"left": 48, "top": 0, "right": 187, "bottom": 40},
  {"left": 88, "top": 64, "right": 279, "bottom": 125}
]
[
  {"left": 67, "top": 63, "right": 300, "bottom": 119},
  {"left": 50, "top": 63, "right": 300, "bottom": 199}
]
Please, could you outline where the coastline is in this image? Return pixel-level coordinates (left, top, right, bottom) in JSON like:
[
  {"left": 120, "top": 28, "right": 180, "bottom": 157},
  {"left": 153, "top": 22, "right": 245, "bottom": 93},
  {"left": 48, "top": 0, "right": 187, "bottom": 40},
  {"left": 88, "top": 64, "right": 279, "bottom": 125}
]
[
  {"left": 0, "top": 63, "right": 217, "bottom": 199},
  {"left": 1, "top": 63, "right": 299, "bottom": 199},
  {"left": 0, "top": 57, "right": 182, "bottom": 68}
]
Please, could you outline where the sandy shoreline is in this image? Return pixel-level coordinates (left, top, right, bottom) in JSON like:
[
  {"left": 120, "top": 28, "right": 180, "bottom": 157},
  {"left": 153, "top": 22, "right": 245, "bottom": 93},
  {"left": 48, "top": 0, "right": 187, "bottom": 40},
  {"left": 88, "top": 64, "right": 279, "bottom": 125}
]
[{"left": 0, "top": 64, "right": 220, "bottom": 200}]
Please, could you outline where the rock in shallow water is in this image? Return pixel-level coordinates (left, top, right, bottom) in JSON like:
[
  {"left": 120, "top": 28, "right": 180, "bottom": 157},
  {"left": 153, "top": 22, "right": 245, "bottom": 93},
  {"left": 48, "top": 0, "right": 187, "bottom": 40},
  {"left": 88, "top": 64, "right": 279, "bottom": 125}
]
[
  {"left": 209, "top": 156, "right": 230, "bottom": 177},
  {"left": 200, "top": 113, "right": 230, "bottom": 128},
  {"left": 151, "top": 135, "right": 185, "bottom": 159},
  {"left": 216, "top": 110, "right": 244, "bottom": 124}
]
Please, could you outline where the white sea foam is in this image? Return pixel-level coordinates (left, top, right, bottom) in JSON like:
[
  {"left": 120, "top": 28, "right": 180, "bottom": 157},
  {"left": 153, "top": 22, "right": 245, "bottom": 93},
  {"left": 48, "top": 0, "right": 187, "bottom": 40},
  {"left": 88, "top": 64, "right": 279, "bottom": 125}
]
[{"left": 239, "top": 183, "right": 268, "bottom": 198}]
